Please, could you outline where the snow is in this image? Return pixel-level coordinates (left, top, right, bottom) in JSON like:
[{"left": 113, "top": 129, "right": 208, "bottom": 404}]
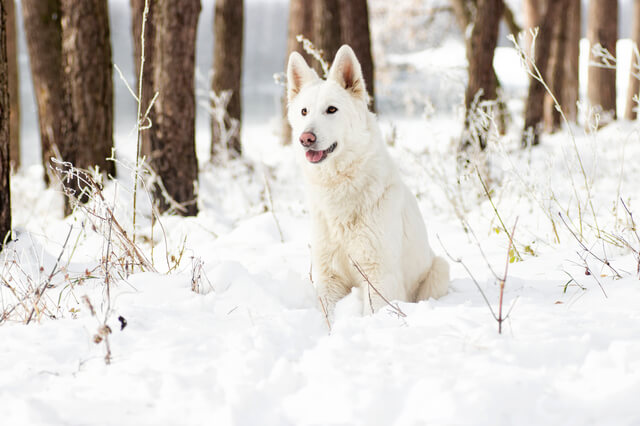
[{"left": 4, "top": 12, "right": 640, "bottom": 426}]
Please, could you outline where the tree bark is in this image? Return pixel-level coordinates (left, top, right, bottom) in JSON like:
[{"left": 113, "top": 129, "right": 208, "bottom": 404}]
[
  {"left": 544, "top": 1, "right": 569, "bottom": 132},
  {"left": 339, "top": 0, "right": 375, "bottom": 110},
  {"left": 523, "top": 0, "right": 546, "bottom": 54},
  {"left": 0, "top": 0, "right": 10, "bottom": 245},
  {"left": 211, "top": 0, "right": 243, "bottom": 158},
  {"left": 625, "top": 0, "right": 640, "bottom": 120},
  {"left": 131, "top": 0, "right": 155, "bottom": 158},
  {"left": 21, "top": 0, "right": 69, "bottom": 184},
  {"left": 150, "top": 0, "right": 200, "bottom": 216},
  {"left": 462, "top": 0, "right": 503, "bottom": 150},
  {"left": 60, "top": 0, "right": 115, "bottom": 177},
  {"left": 282, "top": 0, "right": 313, "bottom": 145},
  {"left": 587, "top": 0, "right": 618, "bottom": 123},
  {"left": 6, "top": 0, "right": 17, "bottom": 170},
  {"left": 563, "top": 0, "right": 581, "bottom": 122},
  {"left": 522, "top": 0, "right": 566, "bottom": 146},
  {"left": 452, "top": 0, "right": 508, "bottom": 137},
  {"left": 313, "top": 0, "right": 342, "bottom": 76}
]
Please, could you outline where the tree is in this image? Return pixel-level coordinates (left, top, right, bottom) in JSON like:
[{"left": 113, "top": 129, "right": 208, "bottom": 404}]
[
  {"left": 461, "top": 0, "right": 503, "bottom": 150},
  {"left": 6, "top": 0, "right": 17, "bottom": 170},
  {"left": 587, "top": 0, "right": 618, "bottom": 123},
  {"left": 149, "top": 0, "right": 200, "bottom": 216},
  {"left": 625, "top": 0, "right": 640, "bottom": 120},
  {"left": 313, "top": 0, "right": 342, "bottom": 76},
  {"left": 21, "top": 0, "right": 69, "bottom": 184},
  {"left": 282, "top": 0, "right": 313, "bottom": 145},
  {"left": 60, "top": 0, "right": 115, "bottom": 177},
  {"left": 544, "top": 0, "right": 569, "bottom": 132},
  {"left": 522, "top": 0, "right": 566, "bottom": 146},
  {"left": 211, "top": 0, "right": 243, "bottom": 158},
  {"left": 131, "top": 0, "right": 156, "bottom": 158},
  {"left": 339, "top": 0, "right": 375, "bottom": 109},
  {"left": 563, "top": 0, "right": 581, "bottom": 123},
  {"left": 0, "top": 0, "right": 10, "bottom": 245}
]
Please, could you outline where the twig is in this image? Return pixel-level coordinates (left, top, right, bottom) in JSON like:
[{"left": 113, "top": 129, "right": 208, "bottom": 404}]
[
  {"left": 349, "top": 256, "right": 406, "bottom": 318},
  {"left": 498, "top": 218, "right": 518, "bottom": 333},
  {"left": 620, "top": 198, "right": 640, "bottom": 248},
  {"left": 437, "top": 235, "right": 498, "bottom": 321},
  {"left": 558, "top": 212, "right": 621, "bottom": 279},
  {"left": 263, "top": 171, "right": 284, "bottom": 243},
  {"left": 132, "top": 0, "right": 151, "bottom": 246},
  {"left": 26, "top": 225, "right": 74, "bottom": 324},
  {"left": 475, "top": 166, "right": 522, "bottom": 261}
]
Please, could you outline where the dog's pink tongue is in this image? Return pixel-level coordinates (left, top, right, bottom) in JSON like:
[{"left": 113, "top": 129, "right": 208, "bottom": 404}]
[{"left": 306, "top": 149, "right": 324, "bottom": 163}]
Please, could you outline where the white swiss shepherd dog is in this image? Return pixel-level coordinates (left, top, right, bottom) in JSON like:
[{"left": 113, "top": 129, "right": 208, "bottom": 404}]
[{"left": 287, "top": 45, "right": 449, "bottom": 316}]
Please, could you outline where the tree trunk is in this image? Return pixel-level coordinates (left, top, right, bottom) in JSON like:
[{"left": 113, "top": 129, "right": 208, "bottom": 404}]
[
  {"left": 131, "top": 0, "right": 155, "bottom": 158},
  {"left": 452, "top": 0, "right": 508, "bottom": 136},
  {"left": 522, "top": 0, "right": 566, "bottom": 146},
  {"left": 625, "top": 0, "right": 640, "bottom": 120},
  {"left": 587, "top": 0, "right": 618, "bottom": 123},
  {"left": 211, "top": 0, "right": 243, "bottom": 158},
  {"left": 563, "top": 0, "right": 581, "bottom": 122},
  {"left": 0, "top": 0, "right": 10, "bottom": 245},
  {"left": 21, "top": 0, "right": 68, "bottom": 184},
  {"left": 544, "top": 1, "right": 569, "bottom": 132},
  {"left": 60, "top": 0, "right": 115, "bottom": 177},
  {"left": 6, "top": 0, "right": 18, "bottom": 170},
  {"left": 313, "top": 0, "right": 341, "bottom": 76},
  {"left": 339, "top": 0, "right": 375, "bottom": 110},
  {"left": 523, "top": 0, "right": 546, "bottom": 55},
  {"left": 462, "top": 0, "right": 503, "bottom": 150},
  {"left": 282, "top": 0, "right": 313, "bottom": 145},
  {"left": 150, "top": 0, "right": 200, "bottom": 216}
]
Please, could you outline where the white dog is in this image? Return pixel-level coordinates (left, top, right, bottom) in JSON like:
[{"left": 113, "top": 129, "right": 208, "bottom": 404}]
[{"left": 287, "top": 45, "right": 449, "bottom": 315}]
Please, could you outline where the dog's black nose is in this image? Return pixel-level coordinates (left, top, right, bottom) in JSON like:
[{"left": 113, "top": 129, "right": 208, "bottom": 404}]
[{"left": 299, "top": 132, "right": 316, "bottom": 147}]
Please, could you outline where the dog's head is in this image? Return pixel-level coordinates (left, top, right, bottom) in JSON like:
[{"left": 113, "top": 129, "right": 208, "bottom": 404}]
[{"left": 286, "top": 45, "right": 370, "bottom": 168}]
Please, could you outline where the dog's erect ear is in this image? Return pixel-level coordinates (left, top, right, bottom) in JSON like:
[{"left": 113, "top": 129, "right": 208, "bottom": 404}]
[
  {"left": 287, "top": 52, "right": 319, "bottom": 102},
  {"left": 328, "top": 45, "right": 367, "bottom": 101}
]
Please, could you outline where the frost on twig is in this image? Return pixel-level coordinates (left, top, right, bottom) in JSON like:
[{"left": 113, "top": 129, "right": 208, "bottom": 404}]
[{"left": 296, "top": 35, "right": 330, "bottom": 78}]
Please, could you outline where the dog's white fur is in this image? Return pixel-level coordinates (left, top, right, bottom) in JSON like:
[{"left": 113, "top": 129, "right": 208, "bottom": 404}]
[{"left": 287, "top": 45, "right": 449, "bottom": 315}]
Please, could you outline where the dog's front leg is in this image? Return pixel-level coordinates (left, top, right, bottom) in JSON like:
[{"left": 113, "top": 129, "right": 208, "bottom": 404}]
[
  {"left": 354, "top": 261, "right": 404, "bottom": 315},
  {"left": 314, "top": 272, "right": 351, "bottom": 320}
]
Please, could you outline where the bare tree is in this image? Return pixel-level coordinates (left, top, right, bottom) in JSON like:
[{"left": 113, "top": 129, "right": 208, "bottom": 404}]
[
  {"left": 149, "top": 0, "right": 200, "bottom": 216},
  {"left": 21, "top": 0, "right": 69, "bottom": 184},
  {"left": 339, "top": 0, "right": 375, "bottom": 109},
  {"left": 60, "top": 0, "right": 115, "bottom": 177},
  {"left": 131, "top": 0, "right": 156, "bottom": 158},
  {"left": 587, "top": 0, "right": 618, "bottom": 123},
  {"left": 462, "top": 0, "right": 503, "bottom": 150},
  {"left": 0, "top": 0, "right": 9, "bottom": 244},
  {"left": 625, "top": 0, "right": 640, "bottom": 120},
  {"left": 522, "top": 0, "right": 566, "bottom": 146},
  {"left": 282, "top": 0, "right": 313, "bottom": 145},
  {"left": 6, "top": 0, "right": 17, "bottom": 170},
  {"left": 211, "top": 0, "right": 243, "bottom": 158},
  {"left": 313, "top": 0, "right": 342, "bottom": 76}
]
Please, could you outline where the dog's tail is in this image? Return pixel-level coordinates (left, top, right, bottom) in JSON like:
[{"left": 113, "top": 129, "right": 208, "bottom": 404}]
[{"left": 415, "top": 256, "right": 450, "bottom": 301}]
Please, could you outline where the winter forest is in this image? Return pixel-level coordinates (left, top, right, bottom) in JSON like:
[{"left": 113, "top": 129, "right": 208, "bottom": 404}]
[{"left": 1, "top": 0, "right": 640, "bottom": 424}]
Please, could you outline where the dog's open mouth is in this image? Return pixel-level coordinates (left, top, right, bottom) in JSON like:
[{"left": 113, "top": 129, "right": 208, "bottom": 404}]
[{"left": 305, "top": 142, "right": 337, "bottom": 164}]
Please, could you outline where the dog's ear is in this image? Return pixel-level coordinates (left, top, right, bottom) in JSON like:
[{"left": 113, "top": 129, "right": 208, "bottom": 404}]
[
  {"left": 329, "top": 45, "right": 367, "bottom": 101},
  {"left": 287, "top": 52, "right": 318, "bottom": 102}
]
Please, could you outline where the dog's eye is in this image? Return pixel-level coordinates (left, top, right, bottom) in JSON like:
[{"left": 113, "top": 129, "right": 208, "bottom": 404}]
[
  {"left": 326, "top": 106, "right": 338, "bottom": 114},
  {"left": 301, "top": 108, "right": 308, "bottom": 116}
]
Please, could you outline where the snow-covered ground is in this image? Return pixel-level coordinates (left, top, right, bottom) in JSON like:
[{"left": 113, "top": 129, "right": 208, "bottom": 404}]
[{"left": 4, "top": 10, "right": 640, "bottom": 426}]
